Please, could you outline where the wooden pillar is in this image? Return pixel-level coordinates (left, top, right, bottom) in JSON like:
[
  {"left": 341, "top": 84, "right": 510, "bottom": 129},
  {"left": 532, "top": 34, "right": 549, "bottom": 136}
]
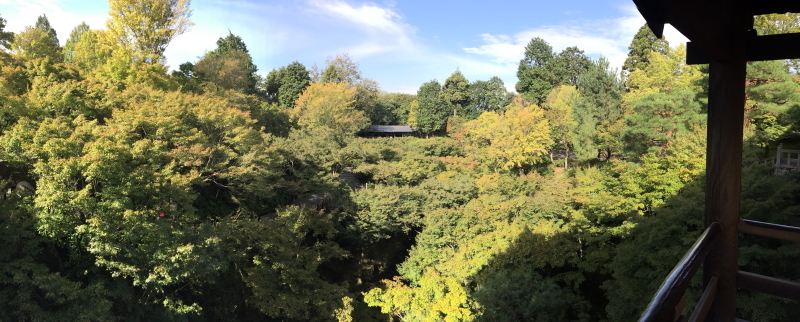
[{"left": 703, "top": 41, "right": 747, "bottom": 321}]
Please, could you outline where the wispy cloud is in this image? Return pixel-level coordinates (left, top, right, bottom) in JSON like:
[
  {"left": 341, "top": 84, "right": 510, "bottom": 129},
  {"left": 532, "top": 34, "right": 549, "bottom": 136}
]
[
  {"left": 462, "top": 4, "right": 687, "bottom": 72},
  {"left": 309, "top": 0, "right": 418, "bottom": 60},
  {"left": 0, "top": 0, "right": 108, "bottom": 44}
]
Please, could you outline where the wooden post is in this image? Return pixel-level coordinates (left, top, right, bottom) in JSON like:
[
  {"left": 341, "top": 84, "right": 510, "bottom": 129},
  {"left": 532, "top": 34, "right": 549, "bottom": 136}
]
[
  {"left": 703, "top": 41, "right": 747, "bottom": 321},
  {"left": 776, "top": 144, "right": 782, "bottom": 168}
]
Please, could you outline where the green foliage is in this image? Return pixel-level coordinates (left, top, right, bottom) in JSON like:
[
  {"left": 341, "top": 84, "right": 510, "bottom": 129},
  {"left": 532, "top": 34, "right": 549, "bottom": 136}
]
[
  {"left": 461, "top": 97, "right": 553, "bottom": 173},
  {"left": 624, "top": 89, "right": 704, "bottom": 156},
  {"left": 266, "top": 61, "right": 311, "bottom": 107},
  {"left": 551, "top": 46, "right": 591, "bottom": 86},
  {"left": 194, "top": 32, "right": 259, "bottom": 94},
  {"left": 746, "top": 61, "right": 800, "bottom": 147},
  {"left": 0, "top": 14, "right": 14, "bottom": 50},
  {"left": 412, "top": 80, "right": 448, "bottom": 134},
  {"left": 292, "top": 81, "right": 370, "bottom": 142},
  {"left": 372, "top": 92, "right": 415, "bottom": 125},
  {"left": 468, "top": 76, "right": 512, "bottom": 118},
  {"left": 35, "top": 14, "right": 59, "bottom": 47},
  {"left": 474, "top": 270, "right": 588, "bottom": 322},
  {"left": 517, "top": 38, "right": 590, "bottom": 106},
  {"left": 365, "top": 268, "right": 476, "bottom": 322},
  {"left": 12, "top": 26, "right": 62, "bottom": 63},
  {"left": 622, "top": 24, "right": 669, "bottom": 77},
  {"left": 573, "top": 58, "right": 625, "bottom": 161},
  {"left": 442, "top": 69, "right": 470, "bottom": 117},
  {"left": 516, "top": 37, "right": 557, "bottom": 105},
  {"left": 105, "top": 0, "right": 193, "bottom": 63}
]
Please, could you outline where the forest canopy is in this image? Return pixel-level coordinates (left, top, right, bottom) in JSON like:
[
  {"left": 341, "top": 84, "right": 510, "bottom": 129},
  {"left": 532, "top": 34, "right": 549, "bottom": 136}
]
[{"left": 0, "top": 2, "right": 800, "bottom": 321}]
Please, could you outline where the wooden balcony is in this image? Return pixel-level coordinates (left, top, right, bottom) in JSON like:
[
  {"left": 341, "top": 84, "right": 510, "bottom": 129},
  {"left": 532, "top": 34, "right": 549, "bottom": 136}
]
[
  {"left": 630, "top": 1, "right": 800, "bottom": 320},
  {"left": 640, "top": 220, "right": 800, "bottom": 321}
]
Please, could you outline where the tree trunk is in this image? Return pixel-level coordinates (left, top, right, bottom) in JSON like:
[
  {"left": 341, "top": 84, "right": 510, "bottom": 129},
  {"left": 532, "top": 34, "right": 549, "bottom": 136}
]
[{"left": 564, "top": 145, "right": 569, "bottom": 170}]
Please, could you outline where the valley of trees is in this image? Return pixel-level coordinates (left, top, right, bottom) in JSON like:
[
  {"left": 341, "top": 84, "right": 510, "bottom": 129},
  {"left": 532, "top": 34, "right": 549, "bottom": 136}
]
[{"left": 1, "top": 1, "right": 800, "bottom": 321}]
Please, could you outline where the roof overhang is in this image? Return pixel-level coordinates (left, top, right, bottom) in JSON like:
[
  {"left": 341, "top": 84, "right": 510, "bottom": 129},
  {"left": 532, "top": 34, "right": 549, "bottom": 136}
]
[{"left": 632, "top": 0, "right": 800, "bottom": 63}]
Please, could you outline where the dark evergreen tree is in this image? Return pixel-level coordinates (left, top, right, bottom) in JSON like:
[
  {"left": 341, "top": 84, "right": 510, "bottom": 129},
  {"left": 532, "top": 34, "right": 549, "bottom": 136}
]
[
  {"left": 623, "top": 89, "right": 704, "bottom": 157},
  {"left": 622, "top": 24, "right": 669, "bottom": 77},
  {"left": 0, "top": 14, "right": 15, "bottom": 50},
  {"left": 412, "top": 80, "right": 448, "bottom": 134},
  {"left": 516, "top": 37, "right": 557, "bottom": 105},
  {"left": 551, "top": 46, "right": 591, "bottom": 86},
  {"left": 468, "top": 77, "right": 512, "bottom": 118},
  {"left": 320, "top": 64, "right": 342, "bottom": 83},
  {"left": 573, "top": 58, "right": 625, "bottom": 160},
  {"left": 441, "top": 69, "right": 470, "bottom": 117},
  {"left": 265, "top": 61, "right": 311, "bottom": 108}
]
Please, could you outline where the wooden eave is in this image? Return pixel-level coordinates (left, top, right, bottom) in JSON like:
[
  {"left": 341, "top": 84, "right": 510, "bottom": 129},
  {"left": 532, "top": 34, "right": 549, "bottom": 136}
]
[{"left": 632, "top": 0, "right": 800, "bottom": 63}]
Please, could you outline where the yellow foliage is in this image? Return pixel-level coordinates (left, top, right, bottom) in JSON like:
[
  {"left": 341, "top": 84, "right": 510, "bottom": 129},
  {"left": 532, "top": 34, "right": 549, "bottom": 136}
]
[
  {"left": 364, "top": 269, "right": 477, "bottom": 322},
  {"left": 462, "top": 97, "right": 552, "bottom": 172},
  {"left": 292, "top": 82, "right": 369, "bottom": 137},
  {"left": 624, "top": 45, "right": 703, "bottom": 106}
]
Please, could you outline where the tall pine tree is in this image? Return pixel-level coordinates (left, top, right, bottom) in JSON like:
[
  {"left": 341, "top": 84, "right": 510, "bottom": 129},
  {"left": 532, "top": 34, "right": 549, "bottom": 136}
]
[
  {"left": 622, "top": 24, "right": 669, "bottom": 77},
  {"left": 573, "top": 58, "right": 625, "bottom": 160}
]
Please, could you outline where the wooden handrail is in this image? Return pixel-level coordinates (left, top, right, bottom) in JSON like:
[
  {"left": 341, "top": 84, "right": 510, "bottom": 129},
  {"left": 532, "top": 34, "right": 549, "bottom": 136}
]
[
  {"left": 737, "top": 270, "right": 800, "bottom": 301},
  {"left": 639, "top": 222, "right": 722, "bottom": 322},
  {"left": 738, "top": 219, "right": 800, "bottom": 242},
  {"left": 688, "top": 276, "right": 718, "bottom": 322}
]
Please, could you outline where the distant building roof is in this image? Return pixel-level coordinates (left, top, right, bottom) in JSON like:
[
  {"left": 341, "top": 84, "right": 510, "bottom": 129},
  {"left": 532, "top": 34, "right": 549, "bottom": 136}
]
[{"left": 363, "top": 125, "right": 415, "bottom": 133}]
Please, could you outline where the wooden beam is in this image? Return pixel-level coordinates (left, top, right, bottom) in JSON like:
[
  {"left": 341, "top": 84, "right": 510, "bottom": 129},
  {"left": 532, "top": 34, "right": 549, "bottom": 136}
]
[
  {"left": 751, "top": 1, "right": 800, "bottom": 15},
  {"left": 738, "top": 219, "right": 800, "bottom": 242},
  {"left": 737, "top": 271, "right": 800, "bottom": 301},
  {"left": 703, "top": 34, "right": 747, "bottom": 321},
  {"left": 688, "top": 33, "right": 800, "bottom": 64},
  {"left": 688, "top": 276, "right": 718, "bottom": 322},
  {"left": 639, "top": 223, "right": 722, "bottom": 322}
]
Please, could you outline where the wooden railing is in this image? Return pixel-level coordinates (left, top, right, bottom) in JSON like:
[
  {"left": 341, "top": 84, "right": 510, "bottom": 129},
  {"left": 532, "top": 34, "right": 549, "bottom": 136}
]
[
  {"left": 640, "top": 219, "right": 800, "bottom": 321},
  {"left": 640, "top": 222, "right": 721, "bottom": 322}
]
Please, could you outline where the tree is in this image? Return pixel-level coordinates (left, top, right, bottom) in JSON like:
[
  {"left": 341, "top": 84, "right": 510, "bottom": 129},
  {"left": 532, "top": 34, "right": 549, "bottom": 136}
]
[
  {"left": 745, "top": 60, "right": 800, "bottom": 149},
  {"left": 292, "top": 82, "right": 370, "bottom": 140},
  {"left": 372, "top": 92, "right": 415, "bottom": 125},
  {"left": 622, "top": 24, "right": 669, "bottom": 77},
  {"left": 441, "top": 69, "right": 470, "bottom": 117},
  {"left": 412, "top": 80, "right": 448, "bottom": 135},
  {"left": 193, "top": 33, "right": 258, "bottom": 93},
  {"left": 266, "top": 61, "right": 311, "bottom": 107},
  {"left": 66, "top": 28, "right": 111, "bottom": 72},
  {"left": 624, "top": 45, "right": 703, "bottom": 106},
  {"left": 551, "top": 46, "right": 591, "bottom": 86},
  {"left": 516, "top": 37, "right": 557, "bottom": 105},
  {"left": 314, "top": 54, "right": 381, "bottom": 120},
  {"left": 543, "top": 85, "right": 579, "bottom": 169},
  {"left": 11, "top": 26, "right": 62, "bottom": 62},
  {"left": 34, "top": 14, "right": 59, "bottom": 47},
  {"left": 463, "top": 96, "right": 552, "bottom": 173},
  {"left": 754, "top": 13, "right": 800, "bottom": 73},
  {"left": 624, "top": 89, "right": 704, "bottom": 156},
  {"left": 105, "top": 0, "right": 193, "bottom": 63},
  {"left": 0, "top": 15, "right": 14, "bottom": 50},
  {"left": 573, "top": 58, "right": 625, "bottom": 161},
  {"left": 468, "top": 77, "right": 512, "bottom": 118},
  {"left": 754, "top": 13, "right": 800, "bottom": 35},
  {"left": 63, "top": 22, "right": 90, "bottom": 63}
]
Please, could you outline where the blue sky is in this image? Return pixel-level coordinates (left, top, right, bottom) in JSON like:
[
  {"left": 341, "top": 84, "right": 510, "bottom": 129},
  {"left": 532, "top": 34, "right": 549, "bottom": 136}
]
[{"left": 0, "top": 0, "right": 687, "bottom": 94}]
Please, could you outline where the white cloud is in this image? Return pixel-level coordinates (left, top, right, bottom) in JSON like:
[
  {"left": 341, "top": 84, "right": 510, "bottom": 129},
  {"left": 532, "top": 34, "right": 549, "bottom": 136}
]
[
  {"left": 0, "top": 0, "right": 108, "bottom": 44},
  {"left": 308, "top": 0, "right": 419, "bottom": 60},
  {"left": 461, "top": 4, "right": 688, "bottom": 73}
]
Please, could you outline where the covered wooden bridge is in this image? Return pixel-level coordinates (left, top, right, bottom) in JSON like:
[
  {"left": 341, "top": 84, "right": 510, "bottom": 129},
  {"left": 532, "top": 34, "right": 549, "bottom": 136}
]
[{"left": 632, "top": 0, "right": 800, "bottom": 321}]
